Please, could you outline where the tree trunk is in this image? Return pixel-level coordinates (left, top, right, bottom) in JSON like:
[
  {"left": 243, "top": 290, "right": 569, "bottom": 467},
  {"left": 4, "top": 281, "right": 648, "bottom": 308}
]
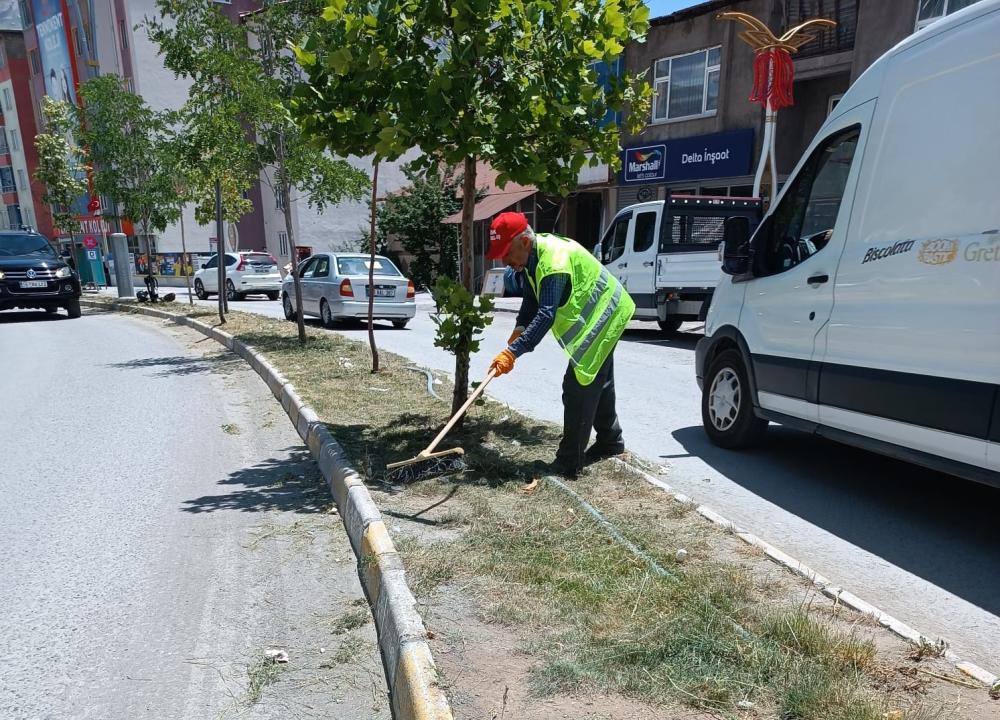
[
  {"left": 451, "top": 155, "right": 479, "bottom": 414},
  {"left": 275, "top": 131, "right": 306, "bottom": 344},
  {"left": 179, "top": 206, "right": 193, "bottom": 305},
  {"left": 460, "top": 155, "right": 476, "bottom": 292},
  {"left": 215, "top": 180, "right": 226, "bottom": 324},
  {"left": 367, "top": 158, "right": 380, "bottom": 373}
]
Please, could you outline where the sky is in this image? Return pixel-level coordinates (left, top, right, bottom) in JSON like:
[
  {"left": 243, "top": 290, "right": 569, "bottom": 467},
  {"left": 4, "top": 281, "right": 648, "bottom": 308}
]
[{"left": 645, "top": 0, "right": 708, "bottom": 21}]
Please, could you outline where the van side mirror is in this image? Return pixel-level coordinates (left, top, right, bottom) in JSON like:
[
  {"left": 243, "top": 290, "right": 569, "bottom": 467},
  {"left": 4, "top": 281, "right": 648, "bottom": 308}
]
[{"left": 721, "top": 217, "right": 751, "bottom": 276}]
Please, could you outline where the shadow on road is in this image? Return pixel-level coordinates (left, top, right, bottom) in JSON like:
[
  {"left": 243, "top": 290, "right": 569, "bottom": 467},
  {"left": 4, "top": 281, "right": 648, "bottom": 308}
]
[
  {"left": 0, "top": 310, "right": 69, "bottom": 323},
  {"left": 107, "top": 353, "right": 242, "bottom": 377},
  {"left": 672, "top": 424, "right": 1000, "bottom": 616},
  {"left": 182, "top": 448, "right": 325, "bottom": 514},
  {"left": 619, "top": 326, "right": 703, "bottom": 351}
]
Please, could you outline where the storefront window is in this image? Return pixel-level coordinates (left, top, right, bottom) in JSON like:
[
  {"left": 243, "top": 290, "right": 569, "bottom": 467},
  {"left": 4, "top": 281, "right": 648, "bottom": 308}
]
[{"left": 652, "top": 46, "right": 720, "bottom": 123}]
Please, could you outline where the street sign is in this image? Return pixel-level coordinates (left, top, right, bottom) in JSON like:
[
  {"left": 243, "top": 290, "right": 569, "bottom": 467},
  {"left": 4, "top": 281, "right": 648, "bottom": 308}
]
[
  {"left": 82, "top": 235, "right": 98, "bottom": 249},
  {"left": 86, "top": 250, "right": 97, "bottom": 260}
]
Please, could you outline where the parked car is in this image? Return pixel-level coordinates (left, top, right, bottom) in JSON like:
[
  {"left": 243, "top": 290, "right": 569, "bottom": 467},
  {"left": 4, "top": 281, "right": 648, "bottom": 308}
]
[
  {"left": 281, "top": 253, "right": 416, "bottom": 328},
  {"left": 696, "top": 0, "right": 1000, "bottom": 487},
  {"left": 0, "top": 229, "right": 81, "bottom": 318},
  {"left": 193, "top": 251, "right": 281, "bottom": 301}
]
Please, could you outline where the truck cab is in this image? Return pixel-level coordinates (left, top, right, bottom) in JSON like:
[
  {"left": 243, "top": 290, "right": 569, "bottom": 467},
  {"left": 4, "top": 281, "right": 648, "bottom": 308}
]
[{"left": 595, "top": 194, "right": 762, "bottom": 333}]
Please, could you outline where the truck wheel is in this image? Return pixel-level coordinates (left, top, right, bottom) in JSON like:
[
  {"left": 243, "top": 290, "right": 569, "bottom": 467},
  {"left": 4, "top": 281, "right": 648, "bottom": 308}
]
[
  {"left": 658, "top": 317, "right": 683, "bottom": 334},
  {"left": 64, "top": 299, "right": 82, "bottom": 319},
  {"left": 701, "top": 349, "right": 767, "bottom": 449}
]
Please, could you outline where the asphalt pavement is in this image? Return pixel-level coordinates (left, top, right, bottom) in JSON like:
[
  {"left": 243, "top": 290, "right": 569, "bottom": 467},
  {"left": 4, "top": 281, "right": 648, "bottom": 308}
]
[
  {"left": 101, "top": 288, "right": 1000, "bottom": 676},
  {"left": 0, "top": 306, "right": 388, "bottom": 719}
]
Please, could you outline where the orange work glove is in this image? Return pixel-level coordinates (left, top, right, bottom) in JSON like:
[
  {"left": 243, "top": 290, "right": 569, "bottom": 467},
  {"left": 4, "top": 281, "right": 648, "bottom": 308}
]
[
  {"left": 490, "top": 349, "right": 516, "bottom": 377},
  {"left": 507, "top": 327, "right": 524, "bottom": 345}
]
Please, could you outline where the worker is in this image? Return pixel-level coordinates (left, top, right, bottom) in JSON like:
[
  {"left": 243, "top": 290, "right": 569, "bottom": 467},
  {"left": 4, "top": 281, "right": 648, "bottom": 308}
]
[{"left": 486, "top": 212, "right": 636, "bottom": 477}]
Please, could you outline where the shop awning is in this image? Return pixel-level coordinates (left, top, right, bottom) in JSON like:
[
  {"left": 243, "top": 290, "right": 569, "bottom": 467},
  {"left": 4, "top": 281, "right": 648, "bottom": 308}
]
[{"left": 442, "top": 189, "right": 536, "bottom": 224}]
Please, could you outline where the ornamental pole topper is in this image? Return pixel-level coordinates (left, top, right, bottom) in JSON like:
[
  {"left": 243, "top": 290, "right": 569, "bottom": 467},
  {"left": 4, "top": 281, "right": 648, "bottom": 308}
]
[
  {"left": 717, "top": 11, "right": 836, "bottom": 198},
  {"left": 717, "top": 12, "right": 837, "bottom": 110}
]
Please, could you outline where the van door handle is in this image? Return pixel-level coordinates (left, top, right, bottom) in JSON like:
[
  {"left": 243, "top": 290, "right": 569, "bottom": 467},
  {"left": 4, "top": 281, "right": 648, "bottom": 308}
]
[
  {"left": 807, "top": 274, "right": 829, "bottom": 285},
  {"left": 643, "top": 261, "right": 654, "bottom": 267},
  {"left": 617, "top": 262, "right": 627, "bottom": 268}
]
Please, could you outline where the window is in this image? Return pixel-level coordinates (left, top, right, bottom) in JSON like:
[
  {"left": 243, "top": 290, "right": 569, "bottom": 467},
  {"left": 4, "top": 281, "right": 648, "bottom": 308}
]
[
  {"left": 2, "top": 88, "right": 11, "bottom": 111},
  {"left": 18, "top": 0, "right": 30, "bottom": 27},
  {"left": 7, "top": 204, "right": 21, "bottom": 227},
  {"left": 224, "top": 253, "right": 238, "bottom": 266},
  {"left": 124, "top": 77, "right": 134, "bottom": 94},
  {"left": 662, "top": 215, "right": 726, "bottom": 251},
  {"left": 828, "top": 94, "right": 844, "bottom": 115},
  {"left": 337, "top": 256, "right": 401, "bottom": 276},
  {"left": 203, "top": 256, "right": 218, "bottom": 269},
  {"left": 276, "top": 188, "right": 286, "bottom": 211},
  {"left": 652, "top": 46, "right": 720, "bottom": 123},
  {"left": 16, "top": 169, "right": 26, "bottom": 190},
  {"left": 0, "top": 128, "right": 7, "bottom": 154},
  {"left": 10, "top": 129, "right": 19, "bottom": 152},
  {"left": 278, "top": 231, "right": 288, "bottom": 256},
  {"left": 600, "top": 212, "right": 631, "bottom": 265},
  {"left": 632, "top": 211, "right": 657, "bottom": 253},
  {"left": 0, "top": 44, "right": 7, "bottom": 69},
  {"left": 119, "top": 19, "right": 129, "bottom": 50},
  {"left": 30, "top": 49, "right": 40, "bottom": 75},
  {"left": 915, "top": 0, "right": 979, "bottom": 29},
  {"left": 22, "top": 205, "right": 32, "bottom": 227},
  {"left": 313, "top": 256, "right": 330, "bottom": 277},
  {"left": 754, "top": 126, "right": 860, "bottom": 277},
  {"left": 73, "top": 27, "right": 83, "bottom": 56},
  {"left": 299, "top": 257, "right": 317, "bottom": 278},
  {"left": 0, "top": 166, "right": 15, "bottom": 192}
]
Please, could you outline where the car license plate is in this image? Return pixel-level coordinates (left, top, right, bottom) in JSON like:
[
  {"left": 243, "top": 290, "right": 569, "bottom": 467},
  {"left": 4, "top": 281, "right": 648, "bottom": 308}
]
[
  {"left": 19, "top": 280, "right": 47, "bottom": 288},
  {"left": 367, "top": 286, "right": 395, "bottom": 298},
  {"left": 254, "top": 266, "right": 273, "bottom": 273}
]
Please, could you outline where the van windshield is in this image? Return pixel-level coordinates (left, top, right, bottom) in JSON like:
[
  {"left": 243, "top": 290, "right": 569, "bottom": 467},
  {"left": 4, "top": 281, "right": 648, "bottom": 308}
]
[{"left": 0, "top": 234, "right": 58, "bottom": 258}]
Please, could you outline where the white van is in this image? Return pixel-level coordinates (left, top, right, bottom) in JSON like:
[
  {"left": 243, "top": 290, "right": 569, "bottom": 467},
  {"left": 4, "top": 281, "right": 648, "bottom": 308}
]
[
  {"left": 596, "top": 194, "right": 762, "bottom": 332},
  {"left": 696, "top": 0, "right": 1000, "bottom": 487}
]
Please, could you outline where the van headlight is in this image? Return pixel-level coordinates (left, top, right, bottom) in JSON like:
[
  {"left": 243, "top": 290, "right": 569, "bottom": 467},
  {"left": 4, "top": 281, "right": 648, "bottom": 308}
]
[
  {"left": 55, "top": 266, "right": 72, "bottom": 278},
  {"left": 0, "top": 270, "right": 5, "bottom": 280}
]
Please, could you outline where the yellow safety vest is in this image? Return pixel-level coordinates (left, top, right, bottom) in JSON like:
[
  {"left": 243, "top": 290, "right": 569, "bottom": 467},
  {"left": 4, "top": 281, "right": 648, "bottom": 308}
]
[{"left": 527, "top": 233, "right": 635, "bottom": 385}]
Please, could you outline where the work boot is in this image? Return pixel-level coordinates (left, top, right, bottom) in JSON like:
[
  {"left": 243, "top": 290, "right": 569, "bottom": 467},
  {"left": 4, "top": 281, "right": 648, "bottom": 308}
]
[
  {"left": 583, "top": 443, "right": 626, "bottom": 465},
  {"left": 547, "top": 457, "right": 581, "bottom": 479}
]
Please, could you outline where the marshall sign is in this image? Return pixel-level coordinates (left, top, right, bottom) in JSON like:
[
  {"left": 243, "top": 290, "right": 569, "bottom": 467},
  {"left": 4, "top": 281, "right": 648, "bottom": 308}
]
[{"left": 620, "top": 129, "right": 754, "bottom": 186}]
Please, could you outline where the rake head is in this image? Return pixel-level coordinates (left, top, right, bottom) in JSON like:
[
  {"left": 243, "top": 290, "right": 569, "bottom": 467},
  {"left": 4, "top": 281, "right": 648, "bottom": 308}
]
[{"left": 383, "top": 453, "right": 467, "bottom": 484}]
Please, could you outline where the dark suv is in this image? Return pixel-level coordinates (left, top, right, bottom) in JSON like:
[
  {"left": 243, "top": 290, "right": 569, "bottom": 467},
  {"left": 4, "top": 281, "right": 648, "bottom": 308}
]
[{"left": 0, "top": 230, "right": 82, "bottom": 318}]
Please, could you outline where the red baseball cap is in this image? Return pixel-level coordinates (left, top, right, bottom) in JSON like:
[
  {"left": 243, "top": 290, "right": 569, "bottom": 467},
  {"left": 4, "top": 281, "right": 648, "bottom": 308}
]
[{"left": 486, "top": 212, "right": 529, "bottom": 260}]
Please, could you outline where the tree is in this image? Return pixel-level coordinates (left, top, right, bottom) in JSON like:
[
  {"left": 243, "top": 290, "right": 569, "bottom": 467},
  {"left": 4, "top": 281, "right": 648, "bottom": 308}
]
[
  {"left": 145, "top": 0, "right": 368, "bottom": 340},
  {"left": 375, "top": 166, "right": 461, "bottom": 290},
  {"left": 293, "top": 0, "right": 651, "bottom": 410},
  {"left": 33, "top": 97, "right": 87, "bottom": 244},
  {"left": 77, "top": 75, "right": 181, "bottom": 284}
]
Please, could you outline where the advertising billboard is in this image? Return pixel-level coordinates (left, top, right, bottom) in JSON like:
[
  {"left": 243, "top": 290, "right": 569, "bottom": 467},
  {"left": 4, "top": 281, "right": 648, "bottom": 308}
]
[
  {"left": 620, "top": 129, "right": 754, "bottom": 186},
  {"left": 31, "top": 0, "right": 77, "bottom": 106}
]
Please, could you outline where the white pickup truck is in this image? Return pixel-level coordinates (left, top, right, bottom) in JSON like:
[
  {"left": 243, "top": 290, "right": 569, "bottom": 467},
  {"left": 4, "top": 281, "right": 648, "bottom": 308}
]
[{"left": 594, "top": 194, "right": 763, "bottom": 333}]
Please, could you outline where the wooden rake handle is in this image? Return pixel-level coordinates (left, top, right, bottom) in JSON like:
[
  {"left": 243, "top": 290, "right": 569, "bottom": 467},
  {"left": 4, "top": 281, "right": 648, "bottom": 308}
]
[{"left": 424, "top": 368, "right": 498, "bottom": 456}]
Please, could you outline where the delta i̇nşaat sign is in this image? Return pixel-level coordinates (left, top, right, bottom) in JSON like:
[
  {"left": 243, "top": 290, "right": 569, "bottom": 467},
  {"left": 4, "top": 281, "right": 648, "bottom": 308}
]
[{"left": 621, "top": 129, "right": 754, "bottom": 185}]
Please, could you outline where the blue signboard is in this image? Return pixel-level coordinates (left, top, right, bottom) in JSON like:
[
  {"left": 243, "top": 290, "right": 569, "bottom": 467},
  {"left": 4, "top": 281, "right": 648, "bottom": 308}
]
[
  {"left": 31, "top": 0, "right": 77, "bottom": 106},
  {"left": 621, "top": 128, "right": 754, "bottom": 185}
]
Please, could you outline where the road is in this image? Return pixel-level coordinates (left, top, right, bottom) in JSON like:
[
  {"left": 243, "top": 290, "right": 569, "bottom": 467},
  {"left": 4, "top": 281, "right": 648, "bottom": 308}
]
[
  {"left": 0, "top": 307, "right": 389, "bottom": 720},
  {"left": 145, "top": 287, "right": 1000, "bottom": 675}
]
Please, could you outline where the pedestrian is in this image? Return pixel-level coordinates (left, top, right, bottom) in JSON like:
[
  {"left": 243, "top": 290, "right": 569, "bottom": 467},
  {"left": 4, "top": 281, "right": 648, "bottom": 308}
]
[{"left": 486, "top": 212, "right": 635, "bottom": 477}]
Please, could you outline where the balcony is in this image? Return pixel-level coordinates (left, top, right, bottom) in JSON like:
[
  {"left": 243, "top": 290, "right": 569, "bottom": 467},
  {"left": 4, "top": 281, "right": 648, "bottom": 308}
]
[{"left": 787, "top": 0, "right": 858, "bottom": 59}]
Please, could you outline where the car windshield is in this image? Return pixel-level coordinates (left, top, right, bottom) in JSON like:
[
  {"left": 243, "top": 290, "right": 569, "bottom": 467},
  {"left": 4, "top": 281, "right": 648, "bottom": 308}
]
[
  {"left": 336, "top": 256, "right": 401, "bottom": 277},
  {"left": 244, "top": 253, "right": 276, "bottom": 265},
  {"left": 0, "top": 233, "right": 58, "bottom": 258}
]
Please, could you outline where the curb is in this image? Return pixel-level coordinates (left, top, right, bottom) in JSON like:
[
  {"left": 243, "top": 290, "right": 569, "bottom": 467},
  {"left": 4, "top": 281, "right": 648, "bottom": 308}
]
[
  {"left": 616, "top": 459, "right": 1000, "bottom": 691},
  {"left": 83, "top": 300, "right": 453, "bottom": 720}
]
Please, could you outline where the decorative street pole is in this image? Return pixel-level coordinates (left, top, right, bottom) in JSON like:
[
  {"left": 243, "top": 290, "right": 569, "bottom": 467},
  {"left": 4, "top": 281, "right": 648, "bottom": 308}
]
[{"left": 717, "top": 12, "right": 837, "bottom": 200}]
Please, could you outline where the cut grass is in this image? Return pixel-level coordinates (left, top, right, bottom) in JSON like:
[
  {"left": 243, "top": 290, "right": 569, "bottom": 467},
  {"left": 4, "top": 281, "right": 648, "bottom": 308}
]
[
  {"left": 92, "top": 298, "right": 956, "bottom": 719},
  {"left": 243, "top": 653, "right": 286, "bottom": 707}
]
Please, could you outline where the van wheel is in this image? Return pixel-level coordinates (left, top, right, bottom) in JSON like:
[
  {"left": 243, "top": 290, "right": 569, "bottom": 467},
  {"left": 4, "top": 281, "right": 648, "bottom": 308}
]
[
  {"left": 282, "top": 293, "right": 297, "bottom": 321},
  {"left": 702, "top": 349, "right": 767, "bottom": 449},
  {"left": 658, "top": 318, "right": 682, "bottom": 334}
]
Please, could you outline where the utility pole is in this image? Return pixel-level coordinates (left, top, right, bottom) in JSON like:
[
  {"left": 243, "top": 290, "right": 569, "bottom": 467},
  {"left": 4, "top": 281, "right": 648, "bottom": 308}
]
[{"left": 215, "top": 179, "right": 226, "bottom": 323}]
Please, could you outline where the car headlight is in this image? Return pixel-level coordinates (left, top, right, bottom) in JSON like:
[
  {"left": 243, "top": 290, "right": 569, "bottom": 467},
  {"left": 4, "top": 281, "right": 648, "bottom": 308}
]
[
  {"left": 55, "top": 266, "right": 72, "bottom": 279},
  {"left": 0, "top": 270, "right": 5, "bottom": 280}
]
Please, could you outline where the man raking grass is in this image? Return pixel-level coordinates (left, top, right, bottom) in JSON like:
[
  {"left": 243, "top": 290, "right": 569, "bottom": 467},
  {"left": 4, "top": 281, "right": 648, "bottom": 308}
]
[{"left": 487, "top": 212, "right": 635, "bottom": 477}]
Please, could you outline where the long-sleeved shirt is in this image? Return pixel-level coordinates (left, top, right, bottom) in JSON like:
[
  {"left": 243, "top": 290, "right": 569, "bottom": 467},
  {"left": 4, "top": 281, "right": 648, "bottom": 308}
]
[{"left": 508, "top": 244, "right": 571, "bottom": 357}]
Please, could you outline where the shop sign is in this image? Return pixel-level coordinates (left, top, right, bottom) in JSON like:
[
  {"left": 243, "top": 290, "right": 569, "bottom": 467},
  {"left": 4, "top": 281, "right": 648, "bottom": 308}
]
[{"left": 620, "top": 129, "right": 754, "bottom": 185}]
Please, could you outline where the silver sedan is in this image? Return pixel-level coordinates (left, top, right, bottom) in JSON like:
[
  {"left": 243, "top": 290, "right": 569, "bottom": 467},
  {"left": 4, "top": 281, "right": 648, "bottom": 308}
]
[{"left": 280, "top": 253, "right": 417, "bottom": 329}]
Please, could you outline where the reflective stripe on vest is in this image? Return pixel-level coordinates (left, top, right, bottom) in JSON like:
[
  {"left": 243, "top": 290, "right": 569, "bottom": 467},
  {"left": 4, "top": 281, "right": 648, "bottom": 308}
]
[{"left": 531, "top": 233, "right": 636, "bottom": 386}]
